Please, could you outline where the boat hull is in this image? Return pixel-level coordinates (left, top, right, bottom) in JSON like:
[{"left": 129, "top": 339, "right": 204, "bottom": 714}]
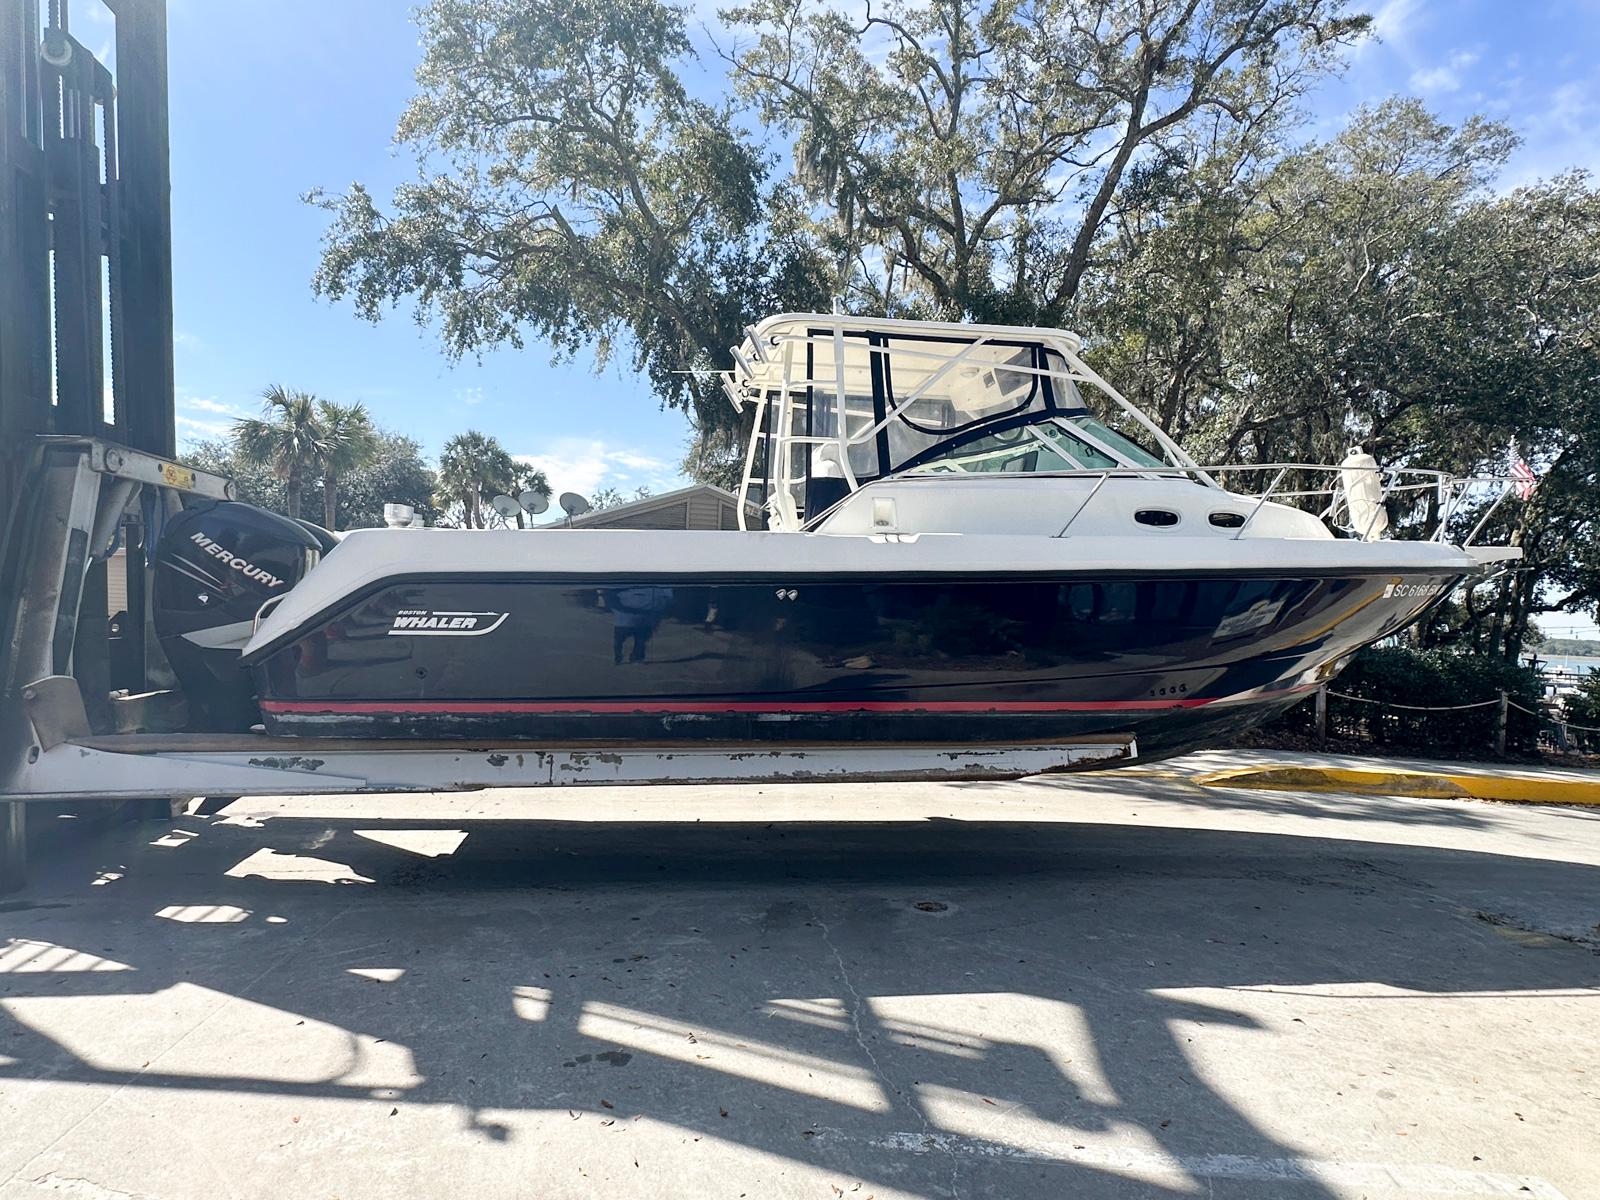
[{"left": 250, "top": 569, "right": 1460, "bottom": 760}]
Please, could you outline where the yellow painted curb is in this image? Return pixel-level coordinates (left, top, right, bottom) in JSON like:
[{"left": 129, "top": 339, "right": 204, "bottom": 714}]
[{"left": 1198, "top": 765, "right": 1600, "bottom": 806}]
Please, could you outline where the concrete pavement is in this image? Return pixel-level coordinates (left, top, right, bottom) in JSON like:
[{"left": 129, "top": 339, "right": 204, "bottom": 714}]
[{"left": 1, "top": 762, "right": 1598, "bottom": 1198}]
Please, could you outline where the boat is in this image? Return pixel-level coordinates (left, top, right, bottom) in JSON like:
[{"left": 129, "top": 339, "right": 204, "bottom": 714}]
[{"left": 151, "top": 314, "right": 1518, "bottom": 762}]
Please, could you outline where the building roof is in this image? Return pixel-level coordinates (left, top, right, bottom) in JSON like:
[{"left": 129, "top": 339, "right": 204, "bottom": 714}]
[{"left": 537, "top": 483, "right": 758, "bottom": 530}]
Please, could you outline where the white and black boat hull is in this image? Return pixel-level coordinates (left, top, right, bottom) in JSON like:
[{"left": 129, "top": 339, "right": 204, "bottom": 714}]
[{"left": 239, "top": 547, "right": 1466, "bottom": 760}]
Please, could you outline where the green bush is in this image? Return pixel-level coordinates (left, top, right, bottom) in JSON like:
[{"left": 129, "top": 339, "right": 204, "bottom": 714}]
[
  {"left": 1272, "top": 646, "right": 1544, "bottom": 756},
  {"left": 1561, "top": 675, "right": 1600, "bottom": 753}
]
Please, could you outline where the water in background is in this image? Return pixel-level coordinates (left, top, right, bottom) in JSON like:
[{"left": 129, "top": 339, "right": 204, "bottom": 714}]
[{"left": 1543, "top": 655, "right": 1600, "bottom": 679}]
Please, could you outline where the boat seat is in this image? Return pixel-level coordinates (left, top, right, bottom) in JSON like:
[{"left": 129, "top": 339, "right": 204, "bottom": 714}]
[{"left": 806, "top": 475, "right": 852, "bottom": 519}]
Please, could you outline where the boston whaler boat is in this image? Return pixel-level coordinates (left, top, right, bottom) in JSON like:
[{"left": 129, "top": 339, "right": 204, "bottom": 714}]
[{"left": 152, "top": 315, "right": 1518, "bottom": 763}]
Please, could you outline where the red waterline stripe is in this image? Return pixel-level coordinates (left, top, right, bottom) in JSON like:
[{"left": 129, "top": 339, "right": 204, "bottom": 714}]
[{"left": 260, "top": 693, "right": 1306, "bottom": 716}]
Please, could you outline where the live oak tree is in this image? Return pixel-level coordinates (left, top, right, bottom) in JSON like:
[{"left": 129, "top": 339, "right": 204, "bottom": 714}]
[
  {"left": 309, "top": 0, "right": 1363, "bottom": 478},
  {"left": 1089, "top": 100, "right": 1525, "bottom": 467},
  {"left": 1070, "top": 99, "right": 1297, "bottom": 448},
  {"left": 1081, "top": 99, "right": 1600, "bottom": 658},
  {"left": 309, "top": 0, "right": 832, "bottom": 482},
  {"left": 723, "top": 0, "right": 1367, "bottom": 322},
  {"left": 591, "top": 485, "right": 654, "bottom": 512},
  {"left": 1459, "top": 174, "right": 1600, "bottom": 658}
]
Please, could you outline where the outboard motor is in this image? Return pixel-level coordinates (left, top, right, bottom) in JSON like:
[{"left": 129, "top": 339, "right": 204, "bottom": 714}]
[
  {"left": 153, "top": 500, "right": 323, "bottom": 729},
  {"left": 293, "top": 517, "right": 341, "bottom": 556}
]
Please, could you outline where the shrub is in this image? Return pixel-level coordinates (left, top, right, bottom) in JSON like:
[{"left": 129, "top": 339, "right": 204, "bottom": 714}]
[
  {"left": 1271, "top": 646, "right": 1543, "bottom": 756},
  {"left": 1560, "top": 675, "right": 1600, "bottom": 754}
]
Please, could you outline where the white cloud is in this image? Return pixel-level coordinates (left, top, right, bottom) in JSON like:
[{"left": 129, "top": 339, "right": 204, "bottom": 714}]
[
  {"left": 1352, "top": 0, "right": 1423, "bottom": 60},
  {"left": 608, "top": 449, "right": 670, "bottom": 470},
  {"left": 455, "top": 386, "right": 484, "bottom": 407},
  {"left": 1409, "top": 49, "right": 1479, "bottom": 95},
  {"left": 182, "top": 396, "right": 242, "bottom": 416},
  {"left": 513, "top": 438, "right": 683, "bottom": 501},
  {"left": 175, "top": 414, "right": 233, "bottom": 439},
  {"left": 174, "top": 395, "right": 246, "bottom": 445},
  {"left": 1546, "top": 79, "right": 1597, "bottom": 135},
  {"left": 1500, "top": 77, "right": 1600, "bottom": 186},
  {"left": 1370, "top": 0, "right": 1422, "bottom": 46}
]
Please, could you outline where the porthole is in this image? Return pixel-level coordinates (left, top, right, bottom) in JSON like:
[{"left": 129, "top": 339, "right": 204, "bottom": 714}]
[
  {"left": 1134, "top": 509, "right": 1181, "bottom": 528},
  {"left": 1208, "top": 511, "right": 1247, "bottom": 529}
]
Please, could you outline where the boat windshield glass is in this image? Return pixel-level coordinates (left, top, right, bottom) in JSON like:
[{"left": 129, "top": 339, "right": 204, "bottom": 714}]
[
  {"left": 904, "top": 415, "right": 1167, "bottom": 475},
  {"left": 778, "top": 327, "right": 1174, "bottom": 520},
  {"left": 801, "top": 330, "right": 1061, "bottom": 482}
]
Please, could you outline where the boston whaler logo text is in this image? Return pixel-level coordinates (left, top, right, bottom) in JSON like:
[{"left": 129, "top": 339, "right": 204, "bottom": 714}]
[
  {"left": 388, "top": 609, "right": 509, "bottom": 636},
  {"left": 188, "top": 532, "right": 284, "bottom": 589},
  {"left": 1383, "top": 580, "right": 1446, "bottom": 599}
]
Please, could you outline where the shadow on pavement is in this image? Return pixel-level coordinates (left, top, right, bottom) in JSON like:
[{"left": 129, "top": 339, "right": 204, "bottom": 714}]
[{"left": 3, "top": 807, "right": 1597, "bottom": 1197}]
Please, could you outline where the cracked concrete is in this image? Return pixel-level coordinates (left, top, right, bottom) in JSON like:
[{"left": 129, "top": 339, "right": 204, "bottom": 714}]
[
  {"left": 811, "top": 905, "right": 964, "bottom": 1198},
  {"left": 1, "top": 761, "right": 1598, "bottom": 1198}
]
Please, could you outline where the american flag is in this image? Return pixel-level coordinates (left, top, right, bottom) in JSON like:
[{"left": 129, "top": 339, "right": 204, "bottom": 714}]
[{"left": 1507, "top": 441, "right": 1538, "bottom": 501}]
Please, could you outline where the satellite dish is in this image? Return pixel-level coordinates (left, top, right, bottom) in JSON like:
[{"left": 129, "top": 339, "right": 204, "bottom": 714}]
[
  {"left": 559, "top": 492, "right": 592, "bottom": 519},
  {"left": 490, "top": 494, "right": 522, "bottom": 521},
  {"left": 520, "top": 491, "right": 550, "bottom": 516}
]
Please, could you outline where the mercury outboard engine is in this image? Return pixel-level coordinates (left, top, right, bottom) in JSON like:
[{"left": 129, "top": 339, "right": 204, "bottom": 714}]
[{"left": 153, "top": 500, "right": 324, "bottom": 729}]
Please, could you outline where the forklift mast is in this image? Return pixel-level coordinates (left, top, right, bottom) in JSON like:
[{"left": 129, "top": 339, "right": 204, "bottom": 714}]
[
  {"left": 1, "top": 0, "right": 176, "bottom": 698},
  {"left": 1, "top": 0, "right": 180, "bottom": 882}
]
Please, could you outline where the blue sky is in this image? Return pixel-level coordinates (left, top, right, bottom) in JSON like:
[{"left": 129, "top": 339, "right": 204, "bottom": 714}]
[{"left": 76, "top": 0, "right": 1600, "bottom": 512}]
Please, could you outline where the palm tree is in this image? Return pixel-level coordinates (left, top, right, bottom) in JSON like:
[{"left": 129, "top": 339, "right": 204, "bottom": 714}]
[
  {"left": 436, "top": 430, "right": 515, "bottom": 529},
  {"left": 234, "top": 385, "right": 325, "bottom": 519},
  {"left": 315, "top": 400, "right": 379, "bottom": 529}
]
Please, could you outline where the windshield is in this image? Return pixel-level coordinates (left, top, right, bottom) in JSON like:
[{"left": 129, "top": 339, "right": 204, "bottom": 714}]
[
  {"left": 905, "top": 415, "right": 1168, "bottom": 475},
  {"left": 1071, "top": 416, "right": 1168, "bottom": 468}
]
